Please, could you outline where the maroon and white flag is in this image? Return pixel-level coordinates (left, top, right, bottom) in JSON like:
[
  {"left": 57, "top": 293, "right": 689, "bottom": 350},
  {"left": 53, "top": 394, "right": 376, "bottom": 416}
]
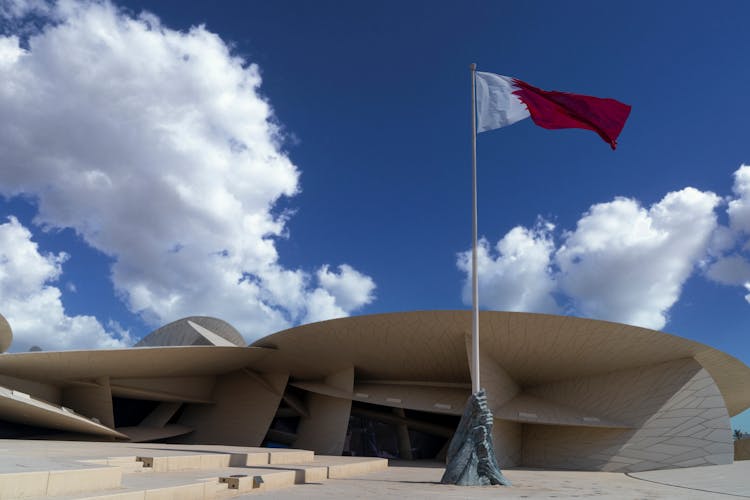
[{"left": 475, "top": 72, "right": 631, "bottom": 149}]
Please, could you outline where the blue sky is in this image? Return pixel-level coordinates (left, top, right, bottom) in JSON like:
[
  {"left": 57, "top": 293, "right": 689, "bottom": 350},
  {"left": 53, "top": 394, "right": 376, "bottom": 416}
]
[{"left": 0, "top": 0, "right": 749, "bottom": 430}]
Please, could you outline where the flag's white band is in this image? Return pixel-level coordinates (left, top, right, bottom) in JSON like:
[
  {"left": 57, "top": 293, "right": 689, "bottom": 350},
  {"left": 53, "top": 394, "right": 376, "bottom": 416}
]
[{"left": 475, "top": 71, "right": 530, "bottom": 133}]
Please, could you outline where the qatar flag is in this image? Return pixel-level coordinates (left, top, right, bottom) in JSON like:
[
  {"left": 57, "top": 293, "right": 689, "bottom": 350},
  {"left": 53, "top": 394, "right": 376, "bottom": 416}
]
[{"left": 475, "top": 72, "right": 631, "bottom": 149}]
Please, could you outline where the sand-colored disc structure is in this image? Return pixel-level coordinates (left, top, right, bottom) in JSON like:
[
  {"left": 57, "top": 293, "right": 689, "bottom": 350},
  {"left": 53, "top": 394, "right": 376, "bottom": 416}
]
[{"left": 0, "top": 313, "right": 12, "bottom": 353}]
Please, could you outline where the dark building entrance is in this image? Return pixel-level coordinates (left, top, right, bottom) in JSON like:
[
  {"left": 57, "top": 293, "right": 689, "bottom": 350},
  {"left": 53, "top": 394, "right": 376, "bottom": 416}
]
[{"left": 344, "top": 401, "right": 459, "bottom": 460}]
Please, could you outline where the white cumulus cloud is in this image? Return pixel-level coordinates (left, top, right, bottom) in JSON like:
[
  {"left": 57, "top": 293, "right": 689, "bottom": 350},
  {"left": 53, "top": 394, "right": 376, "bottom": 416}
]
[
  {"left": 0, "top": 216, "right": 130, "bottom": 351},
  {"left": 557, "top": 188, "right": 720, "bottom": 329},
  {"left": 705, "top": 164, "right": 750, "bottom": 304},
  {"left": 460, "top": 187, "right": 721, "bottom": 330},
  {"left": 0, "top": 0, "right": 375, "bottom": 343},
  {"left": 457, "top": 223, "right": 558, "bottom": 314},
  {"left": 727, "top": 165, "right": 750, "bottom": 234},
  {"left": 0, "top": 0, "right": 51, "bottom": 19},
  {"left": 705, "top": 254, "right": 750, "bottom": 286},
  {"left": 298, "top": 265, "right": 376, "bottom": 324},
  {"left": 315, "top": 264, "right": 376, "bottom": 316}
]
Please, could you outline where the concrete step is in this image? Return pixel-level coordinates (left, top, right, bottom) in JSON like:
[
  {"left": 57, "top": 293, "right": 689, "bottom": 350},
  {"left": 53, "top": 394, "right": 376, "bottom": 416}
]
[
  {"left": 78, "top": 472, "right": 228, "bottom": 499},
  {"left": 4, "top": 449, "right": 387, "bottom": 499},
  {"left": 0, "top": 466, "right": 122, "bottom": 499},
  {"left": 315, "top": 456, "right": 389, "bottom": 479},
  {"left": 266, "top": 450, "right": 314, "bottom": 465},
  {"left": 217, "top": 456, "right": 388, "bottom": 495},
  {"left": 218, "top": 463, "right": 332, "bottom": 492},
  {"left": 136, "top": 454, "right": 232, "bottom": 473},
  {"left": 135, "top": 449, "right": 314, "bottom": 472},
  {"left": 220, "top": 469, "right": 298, "bottom": 494},
  {"left": 51, "top": 465, "right": 312, "bottom": 498},
  {"left": 79, "top": 457, "right": 148, "bottom": 474},
  {"left": 73, "top": 457, "right": 389, "bottom": 498}
]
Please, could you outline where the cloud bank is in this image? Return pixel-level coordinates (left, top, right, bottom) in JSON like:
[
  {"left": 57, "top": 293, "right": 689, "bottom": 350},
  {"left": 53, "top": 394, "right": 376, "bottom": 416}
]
[
  {"left": 705, "top": 165, "right": 750, "bottom": 303},
  {"left": 457, "top": 172, "right": 750, "bottom": 331},
  {"left": 0, "top": 216, "right": 130, "bottom": 351},
  {"left": 457, "top": 223, "right": 558, "bottom": 314},
  {"left": 0, "top": 0, "right": 375, "bottom": 348}
]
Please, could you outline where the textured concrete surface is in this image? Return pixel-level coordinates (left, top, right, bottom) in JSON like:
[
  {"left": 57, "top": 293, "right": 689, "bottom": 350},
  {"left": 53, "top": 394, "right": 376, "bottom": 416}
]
[
  {"left": 0, "top": 439, "right": 309, "bottom": 473},
  {"left": 249, "top": 311, "right": 748, "bottom": 471},
  {"left": 0, "top": 314, "right": 11, "bottom": 353},
  {"left": 0, "top": 310, "right": 747, "bottom": 474},
  {"left": 0, "top": 440, "right": 748, "bottom": 498},
  {"left": 134, "top": 316, "right": 247, "bottom": 347},
  {"left": 246, "top": 460, "right": 750, "bottom": 499},
  {"left": 736, "top": 437, "right": 750, "bottom": 460},
  {"left": 522, "top": 359, "right": 734, "bottom": 471},
  {"left": 0, "top": 440, "right": 389, "bottom": 498},
  {"left": 629, "top": 462, "right": 750, "bottom": 497}
]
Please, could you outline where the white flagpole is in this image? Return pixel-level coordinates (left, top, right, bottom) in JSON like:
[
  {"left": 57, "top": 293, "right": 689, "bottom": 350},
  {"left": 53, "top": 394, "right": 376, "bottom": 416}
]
[{"left": 470, "top": 63, "right": 480, "bottom": 394}]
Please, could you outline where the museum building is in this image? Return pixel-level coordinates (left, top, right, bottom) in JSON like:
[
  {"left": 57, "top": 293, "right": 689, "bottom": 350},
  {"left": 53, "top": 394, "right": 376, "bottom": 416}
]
[{"left": 0, "top": 310, "right": 746, "bottom": 473}]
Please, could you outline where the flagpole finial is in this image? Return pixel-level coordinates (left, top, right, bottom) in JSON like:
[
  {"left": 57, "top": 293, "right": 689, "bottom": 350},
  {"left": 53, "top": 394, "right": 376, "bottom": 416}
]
[{"left": 470, "top": 63, "right": 476, "bottom": 71}]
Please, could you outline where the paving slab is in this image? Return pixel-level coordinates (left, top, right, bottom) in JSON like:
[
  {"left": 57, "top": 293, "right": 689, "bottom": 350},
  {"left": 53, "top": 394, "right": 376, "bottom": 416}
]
[
  {"left": 3, "top": 440, "right": 748, "bottom": 499},
  {"left": 0, "top": 439, "right": 309, "bottom": 472},
  {"left": 244, "top": 460, "right": 750, "bottom": 499},
  {"left": 38, "top": 459, "right": 389, "bottom": 499},
  {"left": 629, "top": 461, "right": 750, "bottom": 497}
]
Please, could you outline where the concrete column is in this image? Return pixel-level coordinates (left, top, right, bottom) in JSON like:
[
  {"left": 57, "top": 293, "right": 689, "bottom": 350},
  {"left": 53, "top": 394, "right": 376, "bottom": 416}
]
[
  {"left": 295, "top": 366, "right": 354, "bottom": 455},
  {"left": 393, "top": 408, "right": 413, "bottom": 460}
]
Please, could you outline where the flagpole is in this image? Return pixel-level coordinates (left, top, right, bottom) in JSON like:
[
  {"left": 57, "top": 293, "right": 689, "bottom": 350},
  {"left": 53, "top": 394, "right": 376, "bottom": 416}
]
[{"left": 470, "top": 63, "right": 480, "bottom": 394}]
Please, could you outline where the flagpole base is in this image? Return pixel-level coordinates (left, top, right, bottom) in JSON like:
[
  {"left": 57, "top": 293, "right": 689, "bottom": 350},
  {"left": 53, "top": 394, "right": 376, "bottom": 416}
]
[{"left": 440, "top": 389, "right": 511, "bottom": 486}]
